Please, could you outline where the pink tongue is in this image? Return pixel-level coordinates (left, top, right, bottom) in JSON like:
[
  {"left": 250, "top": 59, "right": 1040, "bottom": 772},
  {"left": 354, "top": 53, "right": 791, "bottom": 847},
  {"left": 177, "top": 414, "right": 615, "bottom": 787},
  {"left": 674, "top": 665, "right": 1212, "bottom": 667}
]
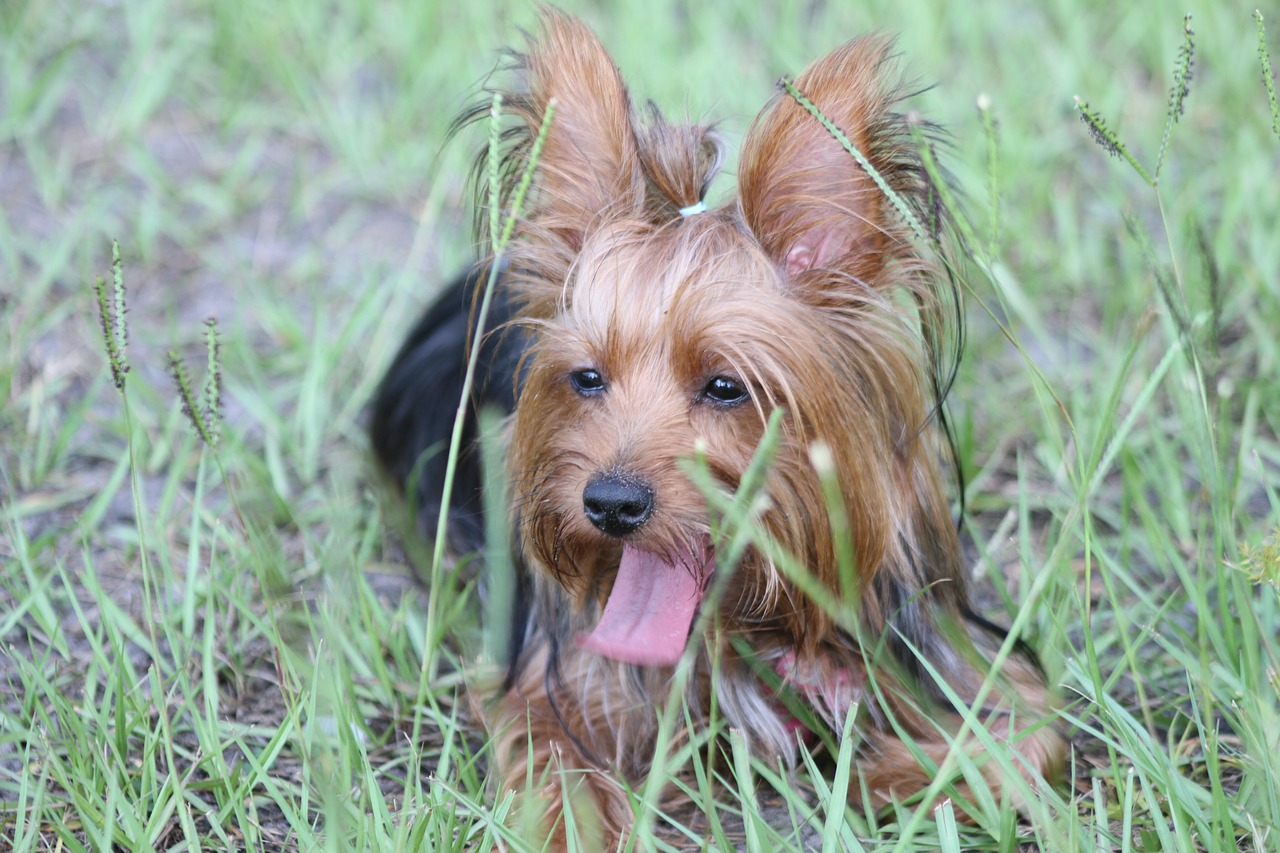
[{"left": 578, "top": 543, "right": 709, "bottom": 667}]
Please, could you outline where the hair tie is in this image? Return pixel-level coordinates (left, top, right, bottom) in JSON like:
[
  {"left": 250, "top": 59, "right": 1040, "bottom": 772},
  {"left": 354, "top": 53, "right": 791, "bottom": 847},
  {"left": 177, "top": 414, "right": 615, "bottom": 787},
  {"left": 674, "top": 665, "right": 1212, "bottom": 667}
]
[{"left": 679, "top": 200, "right": 707, "bottom": 217}]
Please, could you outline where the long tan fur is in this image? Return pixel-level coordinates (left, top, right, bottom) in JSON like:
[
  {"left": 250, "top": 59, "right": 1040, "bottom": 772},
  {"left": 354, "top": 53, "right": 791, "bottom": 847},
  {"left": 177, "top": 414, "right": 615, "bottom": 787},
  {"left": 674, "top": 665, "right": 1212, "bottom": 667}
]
[{"left": 467, "top": 9, "right": 1065, "bottom": 847}]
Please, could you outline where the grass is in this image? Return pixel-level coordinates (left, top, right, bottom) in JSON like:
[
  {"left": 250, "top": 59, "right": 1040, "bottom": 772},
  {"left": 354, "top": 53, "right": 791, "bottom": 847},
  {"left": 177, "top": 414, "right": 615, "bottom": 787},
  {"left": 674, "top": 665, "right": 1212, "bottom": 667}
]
[{"left": 2, "top": 0, "right": 1278, "bottom": 849}]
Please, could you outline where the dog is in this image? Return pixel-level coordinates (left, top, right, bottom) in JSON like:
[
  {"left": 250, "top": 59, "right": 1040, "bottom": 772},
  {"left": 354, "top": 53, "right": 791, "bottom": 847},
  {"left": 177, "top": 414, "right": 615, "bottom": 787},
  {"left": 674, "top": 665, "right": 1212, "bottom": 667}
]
[{"left": 371, "top": 8, "right": 1064, "bottom": 844}]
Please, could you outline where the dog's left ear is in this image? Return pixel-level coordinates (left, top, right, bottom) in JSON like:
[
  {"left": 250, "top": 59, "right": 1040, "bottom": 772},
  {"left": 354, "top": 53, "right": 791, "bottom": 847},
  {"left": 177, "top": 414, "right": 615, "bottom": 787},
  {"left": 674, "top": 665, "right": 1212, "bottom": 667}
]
[
  {"left": 739, "top": 36, "right": 916, "bottom": 286},
  {"left": 513, "top": 9, "right": 644, "bottom": 246}
]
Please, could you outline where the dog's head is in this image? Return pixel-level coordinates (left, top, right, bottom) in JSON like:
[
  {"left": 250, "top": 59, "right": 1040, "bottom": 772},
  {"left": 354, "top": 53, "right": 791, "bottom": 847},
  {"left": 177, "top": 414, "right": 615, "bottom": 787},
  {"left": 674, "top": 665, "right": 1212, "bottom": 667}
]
[{"left": 485, "top": 9, "right": 962, "bottom": 667}]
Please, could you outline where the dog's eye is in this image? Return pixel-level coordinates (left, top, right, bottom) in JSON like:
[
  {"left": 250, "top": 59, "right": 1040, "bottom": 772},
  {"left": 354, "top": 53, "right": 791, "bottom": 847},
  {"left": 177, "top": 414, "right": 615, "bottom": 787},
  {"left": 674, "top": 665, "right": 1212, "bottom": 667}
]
[
  {"left": 702, "top": 375, "right": 749, "bottom": 407},
  {"left": 569, "top": 369, "right": 606, "bottom": 396}
]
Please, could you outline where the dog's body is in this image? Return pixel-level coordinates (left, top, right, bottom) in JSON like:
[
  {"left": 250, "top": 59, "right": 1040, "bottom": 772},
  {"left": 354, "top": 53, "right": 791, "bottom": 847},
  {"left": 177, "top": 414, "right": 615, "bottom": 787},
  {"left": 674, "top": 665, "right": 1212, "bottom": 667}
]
[{"left": 372, "top": 9, "right": 1063, "bottom": 843}]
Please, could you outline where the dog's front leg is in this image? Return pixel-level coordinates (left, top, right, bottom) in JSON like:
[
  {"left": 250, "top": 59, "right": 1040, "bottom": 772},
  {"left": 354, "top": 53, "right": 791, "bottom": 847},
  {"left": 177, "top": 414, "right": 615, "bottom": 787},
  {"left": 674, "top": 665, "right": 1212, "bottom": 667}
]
[{"left": 488, "top": 643, "right": 635, "bottom": 852}]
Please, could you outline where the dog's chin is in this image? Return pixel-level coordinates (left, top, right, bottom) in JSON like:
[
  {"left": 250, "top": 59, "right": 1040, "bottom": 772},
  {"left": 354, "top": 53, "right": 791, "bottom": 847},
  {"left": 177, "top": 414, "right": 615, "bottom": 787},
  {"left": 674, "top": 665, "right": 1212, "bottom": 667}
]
[{"left": 576, "top": 538, "right": 715, "bottom": 667}]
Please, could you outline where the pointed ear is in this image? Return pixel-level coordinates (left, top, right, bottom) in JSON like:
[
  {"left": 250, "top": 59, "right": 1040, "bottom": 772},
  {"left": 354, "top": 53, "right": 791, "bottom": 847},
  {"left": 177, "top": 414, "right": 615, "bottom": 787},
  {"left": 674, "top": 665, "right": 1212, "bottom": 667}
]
[
  {"left": 509, "top": 9, "right": 644, "bottom": 243},
  {"left": 738, "top": 36, "right": 917, "bottom": 285}
]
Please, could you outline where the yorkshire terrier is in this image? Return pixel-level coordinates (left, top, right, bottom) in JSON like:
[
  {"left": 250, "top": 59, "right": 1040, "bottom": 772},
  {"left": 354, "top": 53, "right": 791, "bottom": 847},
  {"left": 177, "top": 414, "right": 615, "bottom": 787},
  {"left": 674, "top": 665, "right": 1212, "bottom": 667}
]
[{"left": 371, "top": 8, "right": 1064, "bottom": 844}]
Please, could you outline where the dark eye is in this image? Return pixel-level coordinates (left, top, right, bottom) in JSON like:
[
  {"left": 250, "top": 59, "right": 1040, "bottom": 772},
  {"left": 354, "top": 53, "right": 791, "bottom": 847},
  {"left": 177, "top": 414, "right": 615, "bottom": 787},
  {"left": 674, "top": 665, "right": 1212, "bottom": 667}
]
[
  {"left": 569, "top": 368, "right": 606, "bottom": 396},
  {"left": 702, "top": 375, "right": 749, "bottom": 407}
]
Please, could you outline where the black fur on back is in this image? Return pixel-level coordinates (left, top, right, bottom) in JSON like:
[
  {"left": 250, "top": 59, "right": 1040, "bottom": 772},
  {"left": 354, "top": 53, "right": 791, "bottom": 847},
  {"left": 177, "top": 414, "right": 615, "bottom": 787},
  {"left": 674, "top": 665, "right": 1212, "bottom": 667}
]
[{"left": 368, "top": 265, "right": 526, "bottom": 554}]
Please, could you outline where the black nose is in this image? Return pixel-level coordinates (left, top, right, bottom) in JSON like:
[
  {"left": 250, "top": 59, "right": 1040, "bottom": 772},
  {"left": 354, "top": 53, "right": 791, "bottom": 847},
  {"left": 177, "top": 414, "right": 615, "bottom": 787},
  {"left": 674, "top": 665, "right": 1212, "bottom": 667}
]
[{"left": 582, "top": 473, "right": 655, "bottom": 537}]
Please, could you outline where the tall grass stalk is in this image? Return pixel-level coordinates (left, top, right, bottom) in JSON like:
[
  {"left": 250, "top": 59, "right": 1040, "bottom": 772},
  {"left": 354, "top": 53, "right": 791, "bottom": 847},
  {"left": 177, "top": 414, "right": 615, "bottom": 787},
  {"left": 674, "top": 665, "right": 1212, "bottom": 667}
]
[
  {"left": 422, "top": 97, "right": 556, "bottom": 681},
  {"left": 91, "top": 242, "right": 165, "bottom": 667}
]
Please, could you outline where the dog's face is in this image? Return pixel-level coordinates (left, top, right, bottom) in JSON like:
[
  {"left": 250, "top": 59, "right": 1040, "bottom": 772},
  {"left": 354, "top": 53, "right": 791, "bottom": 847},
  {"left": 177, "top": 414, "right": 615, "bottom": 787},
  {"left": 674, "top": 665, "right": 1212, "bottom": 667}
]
[
  {"left": 511, "top": 220, "right": 786, "bottom": 665},
  {"left": 497, "top": 12, "right": 958, "bottom": 668}
]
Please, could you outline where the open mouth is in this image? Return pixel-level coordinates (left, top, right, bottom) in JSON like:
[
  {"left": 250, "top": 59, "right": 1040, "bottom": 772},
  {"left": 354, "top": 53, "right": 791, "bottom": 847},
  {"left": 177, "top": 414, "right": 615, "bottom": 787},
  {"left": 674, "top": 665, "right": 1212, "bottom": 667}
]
[{"left": 577, "top": 539, "right": 715, "bottom": 667}]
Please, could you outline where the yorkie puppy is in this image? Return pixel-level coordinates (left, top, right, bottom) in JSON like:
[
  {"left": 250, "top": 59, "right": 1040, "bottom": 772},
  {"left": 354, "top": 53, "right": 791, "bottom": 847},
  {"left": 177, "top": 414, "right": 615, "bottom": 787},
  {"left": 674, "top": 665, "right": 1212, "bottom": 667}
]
[{"left": 372, "top": 8, "right": 1063, "bottom": 844}]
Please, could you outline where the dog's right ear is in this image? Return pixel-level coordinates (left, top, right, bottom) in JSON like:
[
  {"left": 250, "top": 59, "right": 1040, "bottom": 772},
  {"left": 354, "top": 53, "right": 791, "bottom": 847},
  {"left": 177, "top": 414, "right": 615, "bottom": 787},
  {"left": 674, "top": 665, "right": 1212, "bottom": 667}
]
[
  {"left": 737, "top": 35, "right": 921, "bottom": 294},
  {"left": 503, "top": 9, "right": 644, "bottom": 251}
]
